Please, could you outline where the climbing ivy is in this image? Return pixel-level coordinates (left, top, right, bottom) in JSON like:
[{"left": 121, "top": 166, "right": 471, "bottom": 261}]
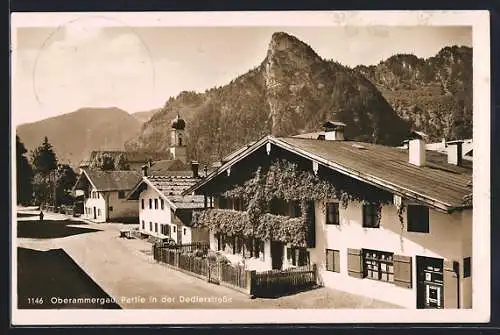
[{"left": 195, "top": 159, "right": 403, "bottom": 246}]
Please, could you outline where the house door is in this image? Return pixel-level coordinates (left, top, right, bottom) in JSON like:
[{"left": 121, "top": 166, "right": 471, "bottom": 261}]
[
  {"left": 93, "top": 207, "right": 97, "bottom": 220},
  {"left": 271, "top": 241, "right": 284, "bottom": 270},
  {"left": 416, "top": 256, "right": 444, "bottom": 309}
]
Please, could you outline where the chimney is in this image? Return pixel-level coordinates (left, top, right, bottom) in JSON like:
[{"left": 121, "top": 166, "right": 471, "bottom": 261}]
[
  {"left": 408, "top": 131, "right": 427, "bottom": 167},
  {"left": 322, "top": 121, "right": 346, "bottom": 141},
  {"left": 446, "top": 140, "right": 463, "bottom": 166},
  {"left": 141, "top": 164, "right": 148, "bottom": 177},
  {"left": 191, "top": 160, "right": 199, "bottom": 178}
]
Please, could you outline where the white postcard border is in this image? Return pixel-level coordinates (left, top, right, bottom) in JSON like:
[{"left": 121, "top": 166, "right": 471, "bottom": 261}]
[{"left": 10, "top": 10, "right": 491, "bottom": 325}]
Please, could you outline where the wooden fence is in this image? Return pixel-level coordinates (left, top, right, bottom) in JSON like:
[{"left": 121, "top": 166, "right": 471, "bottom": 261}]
[
  {"left": 164, "top": 241, "right": 210, "bottom": 253},
  {"left": 252, "top": 264, "right": 318, "bottom": 297},
  {"left": 152, "top": 245, "right": 318, "bottom": 297}
]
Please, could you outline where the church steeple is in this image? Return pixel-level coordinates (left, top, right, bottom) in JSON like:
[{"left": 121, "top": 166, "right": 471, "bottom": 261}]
[{"left": 169, "top": 112, "right": 187, "bottom": 163}]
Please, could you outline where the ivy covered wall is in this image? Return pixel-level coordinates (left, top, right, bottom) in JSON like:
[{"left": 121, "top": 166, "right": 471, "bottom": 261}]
[{"left": 193, "top": 157, "right": 397, "bottom": 247}]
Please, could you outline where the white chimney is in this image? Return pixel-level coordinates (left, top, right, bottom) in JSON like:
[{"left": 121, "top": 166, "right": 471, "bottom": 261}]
[
  {"left": 446, "top": 140, "right": 463, "bottom": 166},
  {"left": 322, "top": 121, "right": 346, "bottom": 141},
  {"left": 408, "top": 131, "right": 427, "bottom": 167}
]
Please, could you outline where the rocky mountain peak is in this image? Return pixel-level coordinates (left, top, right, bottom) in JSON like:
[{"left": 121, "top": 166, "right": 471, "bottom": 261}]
[{"left": 266, "top": 31, "right": 323, "bottom": 67}]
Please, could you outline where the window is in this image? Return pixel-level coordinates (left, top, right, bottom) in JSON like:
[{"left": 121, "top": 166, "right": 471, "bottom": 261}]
[
  {"left": 160, "top": 199, "right": 164, "bottom": 210},
  {"left": 287, "top": 247, "right": 309, "bottom": 266},
  {"left": 141, "top": 199, "right": 145, "bottom": 209},
  {"left": 154, "top": 198, "right": 158, "bottom": 210},
  {"left": 464, "top": 257, "right": 471, "bottom": 278},
  {"left": 161, "top": 224, "right": 170, "bottom": 236},
  {"left": 326, "top": 202, "right": 340, "bottom": 225},
  {"left": 149, "top": 222, "right": 152, "bottom": 231},
  {"left": 97, "top": 208, "right": 101, "bottom": 217},
  {"left": 109, "top": 206, "right": 113, "bottom": 212},
  {"left": 173, "top": 225, "right": 176, "bottom": 233},
  {"left": 149, "top": 199, "right": 152, "bottom": 209},
  {"left": 183, "top": 228, "right": 187, "bottom": 236},
  {"left": 141, "top": 221, "right": 145, "bottom": 229},
  {"left": 326, "top": 249, "right": 340, "bottom": 273},
  {"left": 362, "top": 204, "right": 380, "bottom": 228},
  {"left": 118, "top": 191, "right": 125, "bottom": 199},
  {"left": 154, "top": 222, "right": 158, "bottom": 233},
  {"left": 363, "top": 249, "right": 394, "bottom": 282},
  {"left": 407, "top": 205, "right": 429, "bottom": 233}
]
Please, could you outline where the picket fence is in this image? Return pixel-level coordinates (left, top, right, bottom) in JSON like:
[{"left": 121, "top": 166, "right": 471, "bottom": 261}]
[{"left": 152, "top": 244, "right": 318, "bottom": 297}]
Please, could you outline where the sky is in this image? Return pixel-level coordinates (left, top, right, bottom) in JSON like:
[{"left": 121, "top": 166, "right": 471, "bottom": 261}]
[{"left": 12, "top": 23, "right": 472, "bottom": 126}]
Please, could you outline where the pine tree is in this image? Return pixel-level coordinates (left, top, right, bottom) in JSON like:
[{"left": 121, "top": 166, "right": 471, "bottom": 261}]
[
  {"left": 16, "top": 136, "right": 33, "bottom": 205},
  {"left": 31, "top": 136, "right": 58, "bottom": 175},
  {"left": 31, "top": 136, "right": 58, "bottom": 205}
]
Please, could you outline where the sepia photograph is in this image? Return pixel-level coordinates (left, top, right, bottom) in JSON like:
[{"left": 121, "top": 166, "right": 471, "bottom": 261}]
[{"left": 10, "top": 10, "right": 490, "bottom": 325}]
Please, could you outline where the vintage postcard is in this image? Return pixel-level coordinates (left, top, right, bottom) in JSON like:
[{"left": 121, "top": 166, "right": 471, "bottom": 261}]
[{"left": 10, "top": 10, "right": 490, "bottom": 325}]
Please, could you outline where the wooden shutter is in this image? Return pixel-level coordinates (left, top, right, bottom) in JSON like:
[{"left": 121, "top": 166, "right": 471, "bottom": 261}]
[
  {"left": 326, "top": 249, "right": 334, "bottom": 271},
  {"left": 305, "top": 201, "right": 316, "bottom": 248},
  {"left": 393, "top": 254, "right": 412, "bottom": 288},
  {"left": 333, "top": 250, "right": 340, "bottom": 273},
  {"left": 347, "top": 248, "right": 363, "bottom": 278},
  {"left": 444, "top": 260, "right": 459, "bottom": 309}
]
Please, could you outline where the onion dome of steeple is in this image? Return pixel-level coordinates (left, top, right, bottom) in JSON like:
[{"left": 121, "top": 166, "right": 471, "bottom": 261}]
[{"left": 171, "top": 112, "right": 185, "bottom": 130}]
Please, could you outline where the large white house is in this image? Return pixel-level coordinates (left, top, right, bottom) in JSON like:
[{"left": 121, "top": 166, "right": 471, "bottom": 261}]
[
  {"left": 183, "top": 122, "right": 473, "bottom": 309},
  {"left": 73, "top": 170, "right": 142, "bottom": 223},
  {"left": 126, "top": 166, "right": 208, "bottom": 244}
]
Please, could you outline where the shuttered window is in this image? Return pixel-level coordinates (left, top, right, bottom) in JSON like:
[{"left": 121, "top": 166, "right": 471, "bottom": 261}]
[
  {"left": 326, "top": 249, "right": 340, "bottom": 273},
  {"left": 363, "top": 249, "right": 394, "bottom": 282},
  {"left": 326, "top": 202, "right": 339, "bottom": 225},
  {"left": 407, "top": 205, "right": 429, "bottom": 233},
  {"left": 393, "top": 254, "right": 412, "bottom": 288},
  {"left": 347, "top": 248, "right": 363, "bottom": 278}
]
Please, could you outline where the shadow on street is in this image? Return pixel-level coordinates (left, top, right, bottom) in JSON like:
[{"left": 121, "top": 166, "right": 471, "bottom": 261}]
[
  {"left": 17, "top": 220, "right": 101, "bottom": 239},
  {"left": 17, "top": 247, "right": 121, "bottom": 309}
]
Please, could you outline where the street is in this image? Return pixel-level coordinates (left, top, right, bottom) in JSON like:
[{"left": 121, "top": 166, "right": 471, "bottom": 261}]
[{"left": 16, "top": 208, "right": 399, "bottom": 309}]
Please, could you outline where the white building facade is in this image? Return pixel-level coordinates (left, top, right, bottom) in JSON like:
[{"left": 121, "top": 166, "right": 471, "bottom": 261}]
[{"left": 186, "top": 126, "right": 473, "bottom": 309}]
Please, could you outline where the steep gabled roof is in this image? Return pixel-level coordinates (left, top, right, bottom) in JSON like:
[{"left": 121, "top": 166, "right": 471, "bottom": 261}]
[
  {"left": 75, "top": 170, "right": 142, "bottom": 192},
  {"left": 183, "top": 135, "right": 473, "bottom": 213},
  {"left": 127, "top": 175, "right": 204, "bottom": 210}
]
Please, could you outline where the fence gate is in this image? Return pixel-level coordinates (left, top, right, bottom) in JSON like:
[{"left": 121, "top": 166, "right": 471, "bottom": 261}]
[{"left": 208, "top": 259, "right": 220, "bottom": 284}]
